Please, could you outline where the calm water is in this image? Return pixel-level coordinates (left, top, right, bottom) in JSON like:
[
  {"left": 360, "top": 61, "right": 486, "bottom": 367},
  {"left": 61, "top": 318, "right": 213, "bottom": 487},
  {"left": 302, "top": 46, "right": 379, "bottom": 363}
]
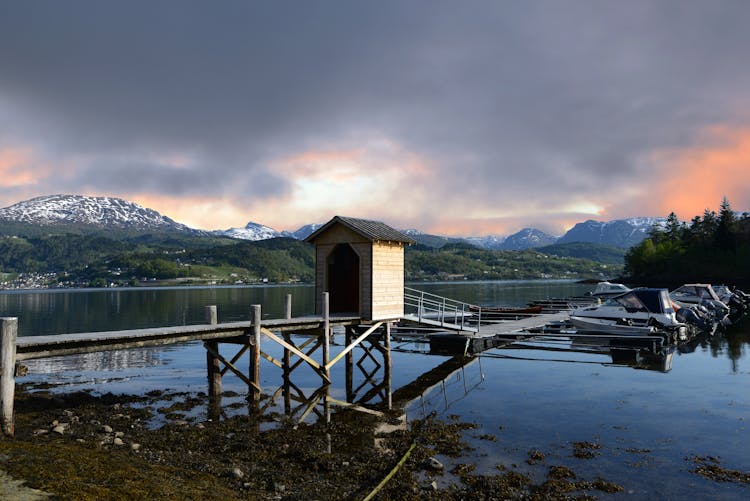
[{"left": 2, "top": 281, "right": 748, "bottom": 499}]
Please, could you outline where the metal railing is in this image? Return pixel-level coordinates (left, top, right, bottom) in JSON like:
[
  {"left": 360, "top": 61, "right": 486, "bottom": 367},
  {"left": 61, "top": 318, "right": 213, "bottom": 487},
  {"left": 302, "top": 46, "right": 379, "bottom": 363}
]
[{"left": 403, "top": 286, "right": 481, "bottom": 332}]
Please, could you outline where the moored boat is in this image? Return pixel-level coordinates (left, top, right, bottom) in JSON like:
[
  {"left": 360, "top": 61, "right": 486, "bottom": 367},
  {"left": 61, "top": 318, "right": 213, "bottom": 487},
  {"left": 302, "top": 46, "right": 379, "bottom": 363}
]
[{"left": 570, "top": 288, "right": 687, "bottom": 338}]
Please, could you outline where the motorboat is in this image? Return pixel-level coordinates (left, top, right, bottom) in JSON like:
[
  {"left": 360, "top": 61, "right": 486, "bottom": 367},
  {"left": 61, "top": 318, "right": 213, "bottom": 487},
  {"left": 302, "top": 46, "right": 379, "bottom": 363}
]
[
  {"left": 570, "top": 288, "right": 687, "bottom": 337},
  {"left": 669, "top": 284, "right": 730, "bottom": 326},
  {"left": 587, "top": 281, "right": 632, "bottom": 299}
]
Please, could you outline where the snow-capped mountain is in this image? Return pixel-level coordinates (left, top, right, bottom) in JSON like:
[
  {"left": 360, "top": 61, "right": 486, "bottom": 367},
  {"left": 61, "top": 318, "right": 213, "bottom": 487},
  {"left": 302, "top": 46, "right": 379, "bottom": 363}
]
[
  {"left": 216, "top": 221, "right": 281, "bottom": 241},
  {"left": 557, "top": 217, "right": 666, "bottom": 248},
  {"left": 501, "top": 228, "right": 558, "bottom": 250},
  {"left": 464, "top": 235, "right": 506, "bottom": 250},
  {"left": 0, "top": 194, "right": 195, "bottom": 232},
  {"left": 284, "top": 223, "right": 324, "bottom": 240}
]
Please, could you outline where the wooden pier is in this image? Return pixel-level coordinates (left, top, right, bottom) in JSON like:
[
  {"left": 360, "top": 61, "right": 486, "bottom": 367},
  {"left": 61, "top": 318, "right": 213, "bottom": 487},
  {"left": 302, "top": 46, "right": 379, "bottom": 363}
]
[{"left": 1, "top": 291, "right": 400, "bottom": 437}]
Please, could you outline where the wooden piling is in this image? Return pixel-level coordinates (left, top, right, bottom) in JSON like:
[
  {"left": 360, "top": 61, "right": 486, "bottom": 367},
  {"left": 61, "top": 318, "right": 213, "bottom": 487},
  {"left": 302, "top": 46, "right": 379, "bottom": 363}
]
[
  {"left": 345, "top": 326, "right": 353, "bottom": 402},
  {"left": 285, "top": 294, "right": 292, "bottom": 320},
  {"left": 322, "top": 292, "right": 330, "bottom": 380},
  {"left": 251, "top": 305, "right": 262, "bottom": 401},
  {"left": 384, "top": 322, "right": 392, "bottom": 410},
  {"left": 1, "top": 317, "right": 18, "bottom": 437},
  {"left": 204, "top": 306, "right": 221, "bottom": 399}
]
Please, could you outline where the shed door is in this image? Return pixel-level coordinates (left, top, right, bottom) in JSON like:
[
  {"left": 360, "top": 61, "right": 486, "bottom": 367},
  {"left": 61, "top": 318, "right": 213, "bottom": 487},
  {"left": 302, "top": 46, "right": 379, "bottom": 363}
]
[{"left": 327, "top": 244, "right": 360, "bottom": 314}]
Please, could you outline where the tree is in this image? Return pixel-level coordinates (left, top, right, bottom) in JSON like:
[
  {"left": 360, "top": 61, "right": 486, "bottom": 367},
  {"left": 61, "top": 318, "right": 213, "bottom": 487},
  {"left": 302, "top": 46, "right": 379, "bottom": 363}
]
[{"left": 715, "top": 196, "right": 737, "bottom": 251}]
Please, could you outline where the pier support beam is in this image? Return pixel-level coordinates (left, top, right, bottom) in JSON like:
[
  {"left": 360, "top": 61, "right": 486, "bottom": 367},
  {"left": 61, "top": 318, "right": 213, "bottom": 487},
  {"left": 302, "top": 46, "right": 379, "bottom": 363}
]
[
  {"left": 251, "top": 304, "right": 262, "bottom": 401},
  {"left": 384, "top": 322, "right": 392, "bottom": 410},
  {"left": 204, "top": 306, "right": 222, "bottom": 400},
  {"left": 322, "top": 292, "right": 330, "bottom": 381},
  {"left": 1, "top": 317, "right": 18, "bottom": 437}
]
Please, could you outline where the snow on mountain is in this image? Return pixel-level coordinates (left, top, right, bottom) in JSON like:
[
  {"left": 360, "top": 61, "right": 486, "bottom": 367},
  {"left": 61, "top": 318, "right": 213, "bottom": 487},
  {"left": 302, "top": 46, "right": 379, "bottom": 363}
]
[
  {"left": 501, "top": 228, "right": 558, "bottom": 250},
  {"left": 557, "top": 217, "right": 666, "bottom": 248},
  {"left": 284, "top": 223, "right": 324, "bottom": 240},
  {"left": 216, "top": 221, "right": 281, "bottom": 241},
  {"left": 0, "top": 194, "right": 195, "bottom": 232},
  {"left": 464, "top": 228, "right": 557, "bottom": 250},
  {"left": 464, "top": 235, "right": 506, "bottom": 249}
]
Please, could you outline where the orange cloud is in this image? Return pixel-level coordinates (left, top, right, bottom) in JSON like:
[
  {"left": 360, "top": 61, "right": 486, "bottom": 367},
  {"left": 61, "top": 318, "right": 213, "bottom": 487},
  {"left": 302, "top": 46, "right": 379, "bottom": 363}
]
[
  {"left": 123, "top": 193, "right": 252, "bottom": 231},
  {"left": 649, "top": 126, "right": 750, "bottom": 218},
  {"left": 0, "top": 147, "right": 37, "bottom": 187}
]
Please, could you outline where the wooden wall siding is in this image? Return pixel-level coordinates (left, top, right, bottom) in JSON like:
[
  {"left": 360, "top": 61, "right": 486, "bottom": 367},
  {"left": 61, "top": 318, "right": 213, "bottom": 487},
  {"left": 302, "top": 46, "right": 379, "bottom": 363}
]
[{"left": 370, "top": 241, "right": 405, "bottom": 320}]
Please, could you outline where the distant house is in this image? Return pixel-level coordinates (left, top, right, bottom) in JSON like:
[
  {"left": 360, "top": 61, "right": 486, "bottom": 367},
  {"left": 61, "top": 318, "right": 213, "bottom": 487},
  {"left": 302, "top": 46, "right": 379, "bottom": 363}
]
[{"left": 305, "top": 216, "right": 415, "bottom": 321}]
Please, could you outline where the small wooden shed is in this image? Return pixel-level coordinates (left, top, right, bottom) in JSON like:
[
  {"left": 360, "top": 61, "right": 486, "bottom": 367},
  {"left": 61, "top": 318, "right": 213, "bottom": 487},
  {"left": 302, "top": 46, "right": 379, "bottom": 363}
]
[{"left": 305, "top": 216, "right": 415, "bottom": 321}]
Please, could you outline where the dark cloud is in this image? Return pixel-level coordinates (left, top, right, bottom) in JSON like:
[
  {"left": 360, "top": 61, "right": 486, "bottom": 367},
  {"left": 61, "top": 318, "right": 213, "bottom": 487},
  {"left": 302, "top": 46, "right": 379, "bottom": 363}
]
[{"left": 1, "top": 1, "right": 750, "bottom": 229}]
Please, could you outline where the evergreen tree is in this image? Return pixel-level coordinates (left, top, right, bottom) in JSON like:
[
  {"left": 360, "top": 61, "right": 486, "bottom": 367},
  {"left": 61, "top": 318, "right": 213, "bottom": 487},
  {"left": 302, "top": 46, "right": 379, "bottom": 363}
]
[{"left": 715, "top": 196, "right": 737, "bottom": 250}]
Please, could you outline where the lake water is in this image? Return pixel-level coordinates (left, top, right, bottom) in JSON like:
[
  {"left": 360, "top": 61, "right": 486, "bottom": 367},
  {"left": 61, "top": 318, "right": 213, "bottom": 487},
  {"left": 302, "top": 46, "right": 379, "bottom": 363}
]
[{"left": 2, "top": 281, "right": 748, "bottom": 499}]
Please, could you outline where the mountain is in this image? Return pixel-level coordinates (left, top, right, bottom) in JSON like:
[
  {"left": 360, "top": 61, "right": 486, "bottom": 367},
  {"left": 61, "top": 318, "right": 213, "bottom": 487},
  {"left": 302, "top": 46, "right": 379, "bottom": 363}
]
[
  {"left": 285, "top": 223, "right": 324, "bottom": 240},
  {"left": 463, "top": 235, "right": 506, "bottom": 250},
  {"left": 215, "top": 221, "right": 281, "bottom": 241},
  {"left": 464, "top": 228, "right": 557, "bottom": 250},
  {"left": 0, "top": 194, "right": 196, "bottom": 233},
  {"left": 500, "top": 228, "right": 557, "bottom": 250},
  {"left": 557, "top": 217, "right": 665, "bottom": 248},
  {"left": 401, "top": 229, "right": 467, "bottom": 248}
]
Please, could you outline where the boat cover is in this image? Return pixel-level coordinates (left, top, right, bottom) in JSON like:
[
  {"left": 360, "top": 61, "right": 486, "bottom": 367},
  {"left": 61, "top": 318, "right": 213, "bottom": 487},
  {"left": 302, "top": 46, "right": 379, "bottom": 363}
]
[{"left": 606, "top": 289, "right": 673, "bottom": 314}]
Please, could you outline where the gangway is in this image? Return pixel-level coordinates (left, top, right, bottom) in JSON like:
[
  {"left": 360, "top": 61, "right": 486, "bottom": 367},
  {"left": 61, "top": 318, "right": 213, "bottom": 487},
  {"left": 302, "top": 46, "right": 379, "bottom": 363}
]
[{"left": 402, "top": 287, "right": 480, "bottom": 334}]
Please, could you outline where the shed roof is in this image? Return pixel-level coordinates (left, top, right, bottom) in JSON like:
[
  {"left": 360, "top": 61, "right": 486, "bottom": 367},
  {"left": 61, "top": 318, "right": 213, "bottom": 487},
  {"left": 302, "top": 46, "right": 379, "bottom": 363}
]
[{"left": 304, "top": 216, "right": 416, "bottom": 244}]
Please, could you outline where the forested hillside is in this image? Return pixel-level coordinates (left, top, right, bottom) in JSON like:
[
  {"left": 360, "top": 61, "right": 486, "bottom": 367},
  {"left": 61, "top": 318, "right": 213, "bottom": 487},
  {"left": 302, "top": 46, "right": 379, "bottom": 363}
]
[
  {"left": 624, "top": 198, "right": 750, "bottom": 285},
  {"left": 0, "top": 230, "right": 621, "bottom": 287}
]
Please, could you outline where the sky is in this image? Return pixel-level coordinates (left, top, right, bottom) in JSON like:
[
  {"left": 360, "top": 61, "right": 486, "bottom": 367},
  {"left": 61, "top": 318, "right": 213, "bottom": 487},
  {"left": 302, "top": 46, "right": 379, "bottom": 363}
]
[{"left": 1, "top": 1, "right": 750, "bottom": 236}]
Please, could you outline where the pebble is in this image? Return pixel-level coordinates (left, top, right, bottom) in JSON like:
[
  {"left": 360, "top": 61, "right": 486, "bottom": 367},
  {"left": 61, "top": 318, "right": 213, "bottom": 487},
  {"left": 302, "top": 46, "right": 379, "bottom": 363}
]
[
  {"left": 273, "top": 482, "right": 285, "bottom": 492},
  {"left": 51, "top": 420, "right": 59, "bottom": 427},
  {"left": 173, "top": 420, "right": 189, "bottom": 426},
  {"left": 426, "top": 457, "right": 444, "bottom": 470},
  {"left": 52, "top": 425, "right": 65, "bottom": 435},
  {"left": 100, "top": 425, "right": 113, "bottom": 433},
  {"left": 115, "top": 431, "right": 125, "bottom": 438},
  {"left": 33, "top": 428, "right": 49, "bottom": 436},
  {"left": 113, "top": 437, "right": 124, "bottom": 446},
  {"left": 63, "top": 409, "right": 74, "bottom": 417},
  {"left": 230, "top": 467, "right": 244, "bottom": 479},
  {"left": 131, "top": 443, "right": 141, "bottom": 452},
  {"left": 422, "top": 480, "right": 438, "bottom": 491},
  {"left": 196, "top": 423, "right": 205, "bottom": 429}
]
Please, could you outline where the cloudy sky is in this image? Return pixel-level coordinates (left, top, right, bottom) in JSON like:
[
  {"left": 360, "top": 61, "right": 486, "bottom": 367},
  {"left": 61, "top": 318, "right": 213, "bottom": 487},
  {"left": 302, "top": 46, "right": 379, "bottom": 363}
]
[{"left": 1, "top": 1, "right": 749, "bottom": 236}]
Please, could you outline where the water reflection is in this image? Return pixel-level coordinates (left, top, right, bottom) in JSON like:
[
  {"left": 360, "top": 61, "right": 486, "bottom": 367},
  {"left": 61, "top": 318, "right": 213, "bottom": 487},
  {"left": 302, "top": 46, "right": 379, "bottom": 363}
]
[{"left": 22, "top": 346, "right": 167, "bottom": 373}]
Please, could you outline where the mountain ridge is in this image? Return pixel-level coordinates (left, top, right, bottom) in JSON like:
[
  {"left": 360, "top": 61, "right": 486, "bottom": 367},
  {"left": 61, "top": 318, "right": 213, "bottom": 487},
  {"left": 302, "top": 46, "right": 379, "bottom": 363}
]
[{"left": 1, "top": 194, "right": 666, "bottom": 249}]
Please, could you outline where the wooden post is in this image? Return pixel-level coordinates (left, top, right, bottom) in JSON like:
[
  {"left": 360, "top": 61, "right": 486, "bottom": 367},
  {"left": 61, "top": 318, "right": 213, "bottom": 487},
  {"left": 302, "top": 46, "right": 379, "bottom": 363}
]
[
  {"left": 204, "top": 306, "right": 221, "bottom": 400},
  {"left": 384, "top": 322, "right": 392, "bottom": 410},
  {"left": 322, "top": 292, "right": 330, "bottom": 381},
  {"left": 283, "top": 293, "right": 291, "bottom": 403},
  {"left": 251, "top": 305, "right": 262, "bottom": 401},
  {"left": 345, "top": 326, "right": 353, "bottom": 402},
  {"left": 1, "top": 317, "right": 18, "bottom": 437}
]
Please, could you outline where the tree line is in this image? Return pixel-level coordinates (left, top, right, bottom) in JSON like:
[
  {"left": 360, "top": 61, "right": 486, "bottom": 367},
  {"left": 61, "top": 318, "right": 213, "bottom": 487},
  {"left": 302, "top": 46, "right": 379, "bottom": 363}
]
[{"left": 624, "top": 198, "right": 750, "bottom": 285}]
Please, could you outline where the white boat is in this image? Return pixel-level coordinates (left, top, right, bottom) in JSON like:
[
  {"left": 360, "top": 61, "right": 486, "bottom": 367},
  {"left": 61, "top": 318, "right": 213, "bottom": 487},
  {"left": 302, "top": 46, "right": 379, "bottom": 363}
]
[
  {"left": 588, "top": 281, "right": 632, "bottom": 299},
  {"left": 570, "top": 288, "right": 685, "bottom": 336}
]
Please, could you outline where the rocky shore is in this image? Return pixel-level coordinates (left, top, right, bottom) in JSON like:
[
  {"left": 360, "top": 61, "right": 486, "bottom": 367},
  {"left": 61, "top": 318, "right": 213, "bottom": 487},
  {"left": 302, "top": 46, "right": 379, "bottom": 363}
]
[{"left": 0, "top": 383, "right": 744, "bottom": 500}]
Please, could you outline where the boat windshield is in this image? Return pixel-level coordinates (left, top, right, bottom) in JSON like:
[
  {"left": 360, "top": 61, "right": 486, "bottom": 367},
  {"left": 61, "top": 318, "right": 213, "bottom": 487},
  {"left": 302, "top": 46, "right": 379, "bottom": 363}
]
[
  {"left": 604, "top": 292, "right": 648, "bottom": 312},
  {"left": 602, "top": 289, "right": 669, "bottom": 313},
  {"left": 671, "top": 285, "right": 720, "bottom": 302}
]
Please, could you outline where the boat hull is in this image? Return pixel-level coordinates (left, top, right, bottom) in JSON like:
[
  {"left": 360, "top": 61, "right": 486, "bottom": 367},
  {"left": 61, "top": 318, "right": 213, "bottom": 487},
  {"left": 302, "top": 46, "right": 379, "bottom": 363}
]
[{"left": 569, "top": 315, "right": 656, "bottom": 335}]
